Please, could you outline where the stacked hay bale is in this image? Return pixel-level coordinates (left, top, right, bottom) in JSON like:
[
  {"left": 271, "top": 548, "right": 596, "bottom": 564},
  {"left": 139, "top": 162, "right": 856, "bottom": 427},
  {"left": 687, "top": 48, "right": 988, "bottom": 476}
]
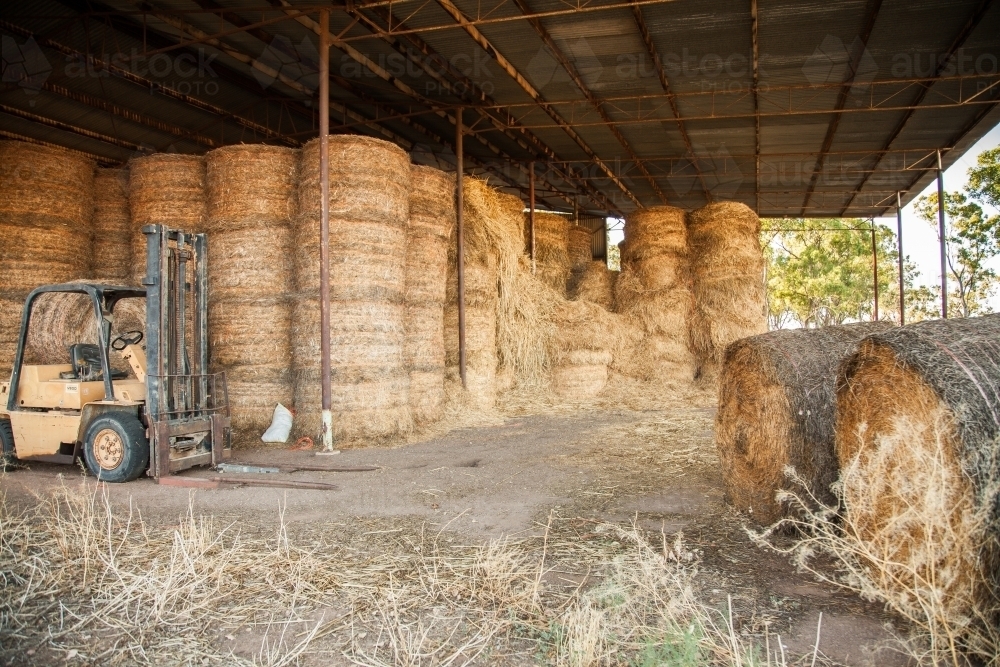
[
  {"left": 405, "top": 166, "right": 455, "bottom": 425},
  {"left": 549, "top": 299, "right": 619, "bottom": 401},
  {"left": 835, "top": 315, "right": 1000, "bottom": 641},
  {"left": 205, "top": 144, "right": 298, "bottom": 442},
  {"left": 529, "top": 212, "right": 571, "bottom": 295},
  {"left": 566, "top": 224, "right": 594, "bottom": 296},
  {"left": 687, "top": 202, "right": 767, "bottom": 372},
  {"left": 571, "top": 261, "right": 616, "bottom": 309},
  {"left": 292, "top": 135, "right": 411, "bottom": 444},
  {"left": 128, "top": 154, "right": 207, "bottom": 284},
  {"left": 0, "top": 141, "right": 94, "bottom": 374},
  {"left": 715, "top": 322, "right": 892, "bottom": 525},
  {"left": 614, "top": 206, "right": 696, "bottom": 384},
  {"left": 91, "top": 169, "right": 132, "bottom": 283}
]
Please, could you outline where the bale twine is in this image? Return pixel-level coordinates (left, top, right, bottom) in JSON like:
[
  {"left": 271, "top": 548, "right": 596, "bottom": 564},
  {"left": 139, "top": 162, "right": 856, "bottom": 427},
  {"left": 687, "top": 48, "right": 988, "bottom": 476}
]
[
  {"left": 0, "top": 142, "right": 95, "bottom": 373},
  {"left": 128, "top": 154, "right": 207, "bottom": 283},
  {"left": 835, "top": 316, "right": 1000, "bottom": 635},
  {"left": 290, "top": 135, "right": 411, "bottom": 444},
  {"left": 206, "top": 144, "right": 297, "bottom": 224},
  {"left": 715, "top": 322, "right": 893, "bottom": 525},
  {"left": 91, "top": 169, "right": 132, "bottom": 283},
  {"left": 528, "top": 212, "right": 571, "bottom": 294},
  {"left": 571, "top": 261, "right": 615, "bottom": 309},
  {"left": 405, "top": 165, "right": 454, "bottom": 425},
  {"left": 688, "top": 202, "right": 767, "bottom": 367},
  {"left": 0, "top": 141, "right": 95, "bottom": 224}
]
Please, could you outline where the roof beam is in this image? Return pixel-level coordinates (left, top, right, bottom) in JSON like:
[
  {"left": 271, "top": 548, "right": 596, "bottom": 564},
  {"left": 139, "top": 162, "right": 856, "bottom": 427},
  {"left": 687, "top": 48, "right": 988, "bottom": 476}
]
[
  {"left": 751, "top": 0, "right": 761, "bottom": 213},
  {"left": 631, "top": 4, "right": 709, "bottom": 204},
  {"left": 433, "top": 0, "right": 638, "bottom": 209},
  {"left": 0, "top": 103, "right": 144, "bottom": 152},
  {"left": 800, "top": 0, "right": 884, "bottom": 216},
  {"left": 507, "top": 0, "right": 665, "bottom": 205},
  {"left": 840, "top": 0, "right": 995, "bottom": 215}
]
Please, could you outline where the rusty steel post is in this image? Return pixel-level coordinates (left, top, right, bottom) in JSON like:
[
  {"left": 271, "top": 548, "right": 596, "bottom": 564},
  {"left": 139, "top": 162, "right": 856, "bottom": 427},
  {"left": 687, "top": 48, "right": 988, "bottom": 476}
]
[
  {"left": 318, "top": 9, "right": 333, "bottom": 451},
  {"left": 456, "top": 108, "right": 467, "bottom": 388},
  {"left": 871, "top": 222, "right": 878, "bottom": 321},
  {"left": 529, "top": 161, "right": 536, "bottom": 274},
  {"left": 896, "top": 192, "right": 905, "bottom": 325},
  {"left": 937, "top": 150, "right": 948, "bottom": 319}
]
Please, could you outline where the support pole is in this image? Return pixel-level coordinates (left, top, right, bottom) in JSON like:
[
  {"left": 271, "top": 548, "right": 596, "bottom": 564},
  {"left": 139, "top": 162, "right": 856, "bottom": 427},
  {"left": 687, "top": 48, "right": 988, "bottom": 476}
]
[
  {"left": 529, "top": 161, "right": 536, "bottom": 274},
  {"left": 456, "top": 108, "right": 467, "bottom": 388},
  {"left": 871, "top": 221, "right": 879, "bottom": 322},
  {"left": 896, "top": 192, "right": 905, "bottom": 326},
  {"left": 318, "top": 9, "right": 333, "bottom": 452},
  {"left": 937, "top": 150, "right": 948, "bottom": 319}
]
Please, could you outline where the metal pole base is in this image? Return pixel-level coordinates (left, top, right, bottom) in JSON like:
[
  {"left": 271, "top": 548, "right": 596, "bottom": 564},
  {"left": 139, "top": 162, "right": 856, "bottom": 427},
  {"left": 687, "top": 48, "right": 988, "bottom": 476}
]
[{"left": 318, "top": 409, "right": 339, "bottom": 454}]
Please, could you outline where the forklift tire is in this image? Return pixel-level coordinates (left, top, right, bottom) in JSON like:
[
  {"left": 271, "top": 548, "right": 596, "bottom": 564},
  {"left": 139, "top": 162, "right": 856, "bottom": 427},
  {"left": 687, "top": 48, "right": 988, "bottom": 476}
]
[
  {"left": 1, "top": 419, "right": 15, "bottom": 471},
  {"left": 82, "top": 413, "right": 149, "bottom": 483}
]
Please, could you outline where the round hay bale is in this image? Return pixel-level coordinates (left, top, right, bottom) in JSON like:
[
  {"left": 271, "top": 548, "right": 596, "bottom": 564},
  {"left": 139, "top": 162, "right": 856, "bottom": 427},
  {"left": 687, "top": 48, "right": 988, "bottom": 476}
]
[
  {"left": 687, "top": 202, "right": 767, "bottom": 365},
  {"left": 206, "top": 144, "right": 298, "bottom": 225},
  {"left": 298, "top": 135, "right": 409, "bottom": 226},
  {"left": 835, "top": 316, "right": 1000, "bottom": 635},
  {"left": 0, "top": 141, "right": 94, "bottom": 224},
  {"left": 0, "top": 294, "right": 24, "bottom": 374},
  {"left": 208, "top": 223, "right": 292, "bottom": 301},
  {"left": 405, "top": 304, "right": 444, "bottom": 371},
  {"left": 292, "top": 213, "right": 406, "bottom": 301},
  {"left": 715, "top": 322, "right": 893, "bottom": 525},
  {"left": 209, "top": 296, "right": 291, "bottom": 369},
  {"left": 0, "top": 213, "right": 91, "bottom": 293},
  {"left": 405, "top": 228, "right": 449, "bottom": 305},
  {"left": 552, "top": 350, "right": 611, "bottom": 401},
  {"left": 410, "top": 165, "right": 455, "bottom": 238},
  {"left": 614, "top": 271, "right": 692, "bottom": 336},
  {"left": 225, "top": 365, "right": 294, "bottom": 442},
  {"left": 445, "top": 257, "right": 499, "bottom": 309},
  {"left": 621, "top": 206, "right": 687, "bottom": 260},
  {"left": 128, "top": 154, "right": 207, "bottom": 283},
  {"left": 571, "top": 261, "right": 615, "bottom": 309},
  {"left": 443, "top": 303, "right": 496, "bottom": 365},
  {"left": 568, "top": 225, "right": 593, "bottom": 268},
  {"left": 91, "top": 169, "right": 131, "bottom": 283},
  {"left": 410, "top": 369, "right": 444, "bottom": 424},
  {"left": 529, "top": 212, "right": 571, "bottom": 293},
  {"left": 293, "top": 368, "right": 411, "bottom": 444}
]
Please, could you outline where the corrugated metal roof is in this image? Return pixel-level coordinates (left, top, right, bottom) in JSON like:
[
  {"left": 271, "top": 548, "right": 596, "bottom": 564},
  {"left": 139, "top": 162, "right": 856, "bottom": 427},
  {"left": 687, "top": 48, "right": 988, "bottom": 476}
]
[{"left": 1, "top": 0, "right": 998, "bottom": 218}]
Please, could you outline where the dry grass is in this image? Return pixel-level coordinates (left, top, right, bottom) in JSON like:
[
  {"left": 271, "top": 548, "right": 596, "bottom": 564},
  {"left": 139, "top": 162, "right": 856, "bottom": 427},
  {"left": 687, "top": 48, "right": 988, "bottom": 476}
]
[
  {"left": 0, "top": 479, "right": 803, "bottom": 667},
  {"left": 570, "top": 262, "right": 615, "bottom": 310}
]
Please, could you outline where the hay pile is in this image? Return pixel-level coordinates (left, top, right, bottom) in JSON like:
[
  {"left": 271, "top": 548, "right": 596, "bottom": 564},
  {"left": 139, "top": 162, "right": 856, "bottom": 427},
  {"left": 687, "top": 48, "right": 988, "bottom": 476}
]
[
  {"left": 834, "top": 316, "right": 1000, "bottom": 646},
  {"left": 614, "top": 206, "right": 696, "bottom": 384},
  {"left": 568, "top": 225, "right": 593, "bottom": 268},
  {"left": 0, "top": 141, "right": 95, "bottom": 373},
  {"left": 571, "top": 261, "right": 616, "bottom": 309},
  {"left": 715, "top": 322, "right": 893, "bottom": 525},
  {"left": 91, "top": 169, "right": 131, "bottom": 283},
  {"left": 528, "top": 212, "right": 571, "bottom": 294},
  {"left": 549, "top": 298, "right": 617, "bottom": 401},
  {"left": 291, "top": 135, "right": 411, "bottom": 444},
  {"left": 205, "top": 145, "right": 298, "bottom": 442},
  {"left": 128, "top": 154, "right": 207, "bottom": 284},
  {"left": 687, "top": 203, "right": 767, "bottom": 370},
  {"left": 404, "top": 166, "right": 454, "bottom": 424}
]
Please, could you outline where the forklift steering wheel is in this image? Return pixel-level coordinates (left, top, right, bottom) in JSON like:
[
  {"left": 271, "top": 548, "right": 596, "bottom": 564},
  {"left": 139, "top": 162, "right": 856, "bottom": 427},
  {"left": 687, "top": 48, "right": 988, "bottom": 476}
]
[{"left": 111, "top": 330, "right": 143, "bottom": 351}]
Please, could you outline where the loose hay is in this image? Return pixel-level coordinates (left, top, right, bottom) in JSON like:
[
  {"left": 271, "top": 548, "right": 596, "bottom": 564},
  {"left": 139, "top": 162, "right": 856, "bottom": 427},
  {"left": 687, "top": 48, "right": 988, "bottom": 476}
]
[
  {"left": 571, "top": 261, "right": 616, "bottom": 309},
  {"left": 91, "top": 168, "right": 132, "bottom": 283},
  {"left": 716, "top": 322, "right": 893, "bottom": 525},
  {"left": 206, "top": 144, "right": 298, "bottom": 223},
  {"left": 832, "top": 315, "right": 1000, "bottom": 657},
  {"left": 528, "top": 212, "right": 571, "bottom": 294},
  {"left": 0, "top": 141, "right": 95, "bottom": 224},
  {"left": 687, "top": 203, "right": 767, "bottom": 367}
]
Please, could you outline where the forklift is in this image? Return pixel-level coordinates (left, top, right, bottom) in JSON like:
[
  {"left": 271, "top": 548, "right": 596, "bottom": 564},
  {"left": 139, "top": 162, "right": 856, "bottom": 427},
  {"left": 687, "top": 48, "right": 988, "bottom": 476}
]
[{"left": 0, "top": 225, "right": 231, "bottom": 482}]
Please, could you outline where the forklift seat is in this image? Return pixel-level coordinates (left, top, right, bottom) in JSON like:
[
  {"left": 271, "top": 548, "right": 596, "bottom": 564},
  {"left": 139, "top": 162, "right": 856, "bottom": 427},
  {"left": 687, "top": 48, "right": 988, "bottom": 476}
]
[{"left": 58, "top": 344, "right": 127, "bottom": 381}]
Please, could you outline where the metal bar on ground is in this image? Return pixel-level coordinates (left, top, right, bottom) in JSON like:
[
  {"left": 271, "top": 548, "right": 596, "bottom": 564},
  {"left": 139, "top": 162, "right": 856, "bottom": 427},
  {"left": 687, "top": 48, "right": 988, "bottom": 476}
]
[
  {"left": 871, "top": 222, "right": 879, "bottom": 321},
  {"left": 897, "top": 192, "right": 905, "bottom": 325},
  {"left": 937, "top": 150, "right": 948, "bottom": 319},
  {"left": 318, "top": 9, "right": 334, "bottom": 451},
  {"left": 456, "top": 108, "right": 467, "bottom": 388},
  {"left": 529, "top": 161, "right": 536, "bottom": 275}
]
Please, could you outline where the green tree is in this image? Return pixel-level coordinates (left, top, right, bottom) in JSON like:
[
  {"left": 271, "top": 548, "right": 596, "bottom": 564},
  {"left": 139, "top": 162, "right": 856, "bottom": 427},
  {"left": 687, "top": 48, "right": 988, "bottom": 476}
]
[
  {"left": 762, "top": 218, "right": 931, "bottom": 328},
  {"left": 914, "top": 191, "right": 1000, "bottom": 318},
  {"left": 967, "top": 147, "right": 1000, "bottom": 209}
]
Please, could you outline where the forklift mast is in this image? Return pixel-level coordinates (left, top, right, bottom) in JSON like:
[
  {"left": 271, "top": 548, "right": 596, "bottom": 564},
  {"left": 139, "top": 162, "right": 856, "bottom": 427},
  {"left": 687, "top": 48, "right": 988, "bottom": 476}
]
[{"left": 143, "top": 224, "right": 230, "bottom": 477}]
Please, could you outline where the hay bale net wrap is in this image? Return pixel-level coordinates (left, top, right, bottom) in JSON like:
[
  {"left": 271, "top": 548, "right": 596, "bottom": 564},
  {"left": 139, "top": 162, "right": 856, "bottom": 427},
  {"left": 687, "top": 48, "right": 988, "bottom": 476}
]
[
  {"left": 128, "top": 154, "right": 207, "bottom": 283},
  {"left": 409, "top": 165, "right": 455, "bottom": 238},
  {"left": 687, "top": 202, "right": 767, "bottom": 365},
  {"left": 716, "top": 322, "right": 893, "bottom": 526},
  {"left": 91, "top": 169, "right": 131, "bottom": 283},
  {"left": 206, "top": 144, "right": 298, "bottom": 224},
  {"left": 298, "top": 135, "right": 409, "bottom": 225},
  {"left": 835, "top": 315, "right": 1000, "bottom": 624},
  {"left": 0, "top": 141, "right": 95, "bottom": 225}
]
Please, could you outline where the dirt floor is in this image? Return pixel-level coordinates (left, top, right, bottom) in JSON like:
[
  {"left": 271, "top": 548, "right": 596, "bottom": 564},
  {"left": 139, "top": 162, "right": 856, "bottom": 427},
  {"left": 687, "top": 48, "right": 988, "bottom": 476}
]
[{"left": 0, "top": 407, "right": 916, "bottom": 666}]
